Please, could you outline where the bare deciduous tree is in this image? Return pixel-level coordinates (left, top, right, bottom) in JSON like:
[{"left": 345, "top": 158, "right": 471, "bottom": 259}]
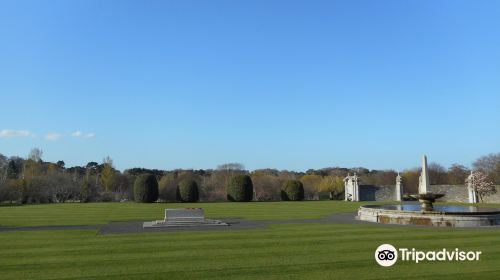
[
  {"left": 447, "top": 164, "right": 470, "bottom": 185},
  {"left": 28, "top": 148, "right": 43, "bottom": 162},
  {"left": 217, "top": 163, "right": 244, "bottom": 171},
  {"left": 251, "top": 174, "right": 281, "bottom": 201},
  {"left": 473, "top": 153, "right": 500, "bottom": 184},
  {"left": 0, "top": 153, "right": 8, "bottom": 183},
  {"left": 101, "top": 156, "right": 117, "bottom": 192}
]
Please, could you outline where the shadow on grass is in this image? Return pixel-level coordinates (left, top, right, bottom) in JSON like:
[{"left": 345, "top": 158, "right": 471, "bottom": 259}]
[{"left": 0, "top": 203, "right": 24, "bottom": 207}]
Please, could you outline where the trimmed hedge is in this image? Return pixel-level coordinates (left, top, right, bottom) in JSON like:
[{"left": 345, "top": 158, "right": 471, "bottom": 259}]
[
  {"left": 227, "top": 174, "right": 254, "bottom": 202},
  {"left": 133, "top": 174, "right": 159, "bottom": 203},
  {"left": 176, "top": 179, "right": 199, "bottom": 202},
  {"left": 281, "top": 180, "right": 304, "bottom": 201}
]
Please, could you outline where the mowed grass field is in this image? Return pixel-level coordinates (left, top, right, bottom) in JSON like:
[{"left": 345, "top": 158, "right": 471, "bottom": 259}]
[
  {"left": 1, "top": 201, "right": 500, "bottom": 280},
  {"left": 0, "top": 201, "right": 381, "bottom": 227}
]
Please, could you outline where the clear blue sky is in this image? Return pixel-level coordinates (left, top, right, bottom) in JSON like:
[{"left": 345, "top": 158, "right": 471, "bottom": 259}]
[{"left": 1, "top": 0, "right": 499, "bottom": 171}]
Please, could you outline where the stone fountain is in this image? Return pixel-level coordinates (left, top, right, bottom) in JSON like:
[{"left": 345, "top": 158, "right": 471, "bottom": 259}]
[
  {"left": 357, "top": 155, "right": 500, "bottom": 227},
  {"left": 409, "top": 155, "right": 445, "bottom": 211}
]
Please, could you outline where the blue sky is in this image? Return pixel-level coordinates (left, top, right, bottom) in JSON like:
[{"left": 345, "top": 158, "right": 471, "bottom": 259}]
[{"left": 0, "top": 0, "right": 499, "bottom": 171}]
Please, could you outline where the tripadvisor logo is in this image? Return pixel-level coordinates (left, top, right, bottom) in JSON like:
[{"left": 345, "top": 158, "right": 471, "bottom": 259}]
[
  {"left": 375, "top": 244, "right": 482, "bottom": 267},
  {"left": 375, "top": 244, "right": 398, "bottom": 267}
]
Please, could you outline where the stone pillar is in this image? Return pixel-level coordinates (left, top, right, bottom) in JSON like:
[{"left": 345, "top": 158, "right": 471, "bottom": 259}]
[
  {"left": 344, "top": 173, "right": 352, "bottom": 201},
  {"left": 395, "top": 173, "right": 403, "bottom": 201},
  {"left": 467, "top": 172, "right": 478, "bottom": 203},
  {"left": 344, "top": 173, "right": 360, "bottom": 201},
  {"left": 352, "top": 173, "right": 360, "bottom": 202}
]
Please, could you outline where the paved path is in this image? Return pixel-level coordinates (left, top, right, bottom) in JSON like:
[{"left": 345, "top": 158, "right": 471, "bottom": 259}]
[{"left": 0, "top": 224, "right": 101, "bottom": 232}]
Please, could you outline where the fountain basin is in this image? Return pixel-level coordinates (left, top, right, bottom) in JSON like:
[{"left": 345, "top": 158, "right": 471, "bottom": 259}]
[
  {"left": 409, "top": 193, "right": 445, "bottom": 211},
  {"left": 358, "top": 204, "right": 500, "bottom": 227}
]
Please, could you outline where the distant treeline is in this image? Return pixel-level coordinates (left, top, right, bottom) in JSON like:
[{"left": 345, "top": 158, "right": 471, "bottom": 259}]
[{"left": 0, "top": 150, "right": 498, "bottom": 204}]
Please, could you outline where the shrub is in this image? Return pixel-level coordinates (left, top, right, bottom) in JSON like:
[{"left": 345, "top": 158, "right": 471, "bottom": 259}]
[
  {"left": 176, "top": 179, "right": 199, "bottom": 202},
  {"left": 158, "top": 174, "right": 176, "bottom": 202},
  {"left": 98, "top": 192, "right": 119, "bottom": 202},
  {"left": 134, "top": 174, "right": 159, "bottom": 203},
  {"left": 80, "top": 179, "right": 99, "bottom": 203},
  {"left": 21, "top": 178, "right": 52, "bottom": 204},
  {"left": 226, "top": 174, "right": 254, "bottom": 202},
  {"left": 0, "top": 179, "right": 22, "bottom": 203},
  {"left": 281, "top": 180, "right": 305, "bottom": 201}
]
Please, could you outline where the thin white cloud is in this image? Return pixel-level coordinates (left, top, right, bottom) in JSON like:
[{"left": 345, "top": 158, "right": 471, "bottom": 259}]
[
  {"left": 71, "top": 130, "right": 95, "bottom": 139},
  {"left": 0, "top": 129, "right": 35, "bottom": 138},
  {"left": 45, "top": 133, "right": 62, "bottom": 141},
  {"left": 71, "top": 130, "right": 82, "bottom": 137},
  {"left": 1, "top": 129, "right": 95, "bottom": 140}
]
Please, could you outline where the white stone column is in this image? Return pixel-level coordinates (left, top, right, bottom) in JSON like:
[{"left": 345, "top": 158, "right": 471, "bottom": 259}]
[
  {"left": 467, "top": 172, "right": 478, "bottom": 203},
  {"left": 344, "top": 174, "right": 352, "bottom": 201},
  {"left": 395, "top": 173, "right": 403, "bottom": 201},
  {"left": 353, "top": 173, "right": 360, "bottom": 201}
]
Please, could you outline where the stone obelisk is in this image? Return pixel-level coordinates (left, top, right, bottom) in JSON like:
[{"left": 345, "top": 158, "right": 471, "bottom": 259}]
[{"left": 418, "top": 155, "right": 430, "bottom": 194}]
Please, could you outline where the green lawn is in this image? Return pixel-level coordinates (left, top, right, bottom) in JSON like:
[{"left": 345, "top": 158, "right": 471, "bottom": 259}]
[
  {"left": 0, "top": 201, "right": 382, "bottom": 227},
  {"left": 1, "top": 202, "right": 500, "bottom": 279}
]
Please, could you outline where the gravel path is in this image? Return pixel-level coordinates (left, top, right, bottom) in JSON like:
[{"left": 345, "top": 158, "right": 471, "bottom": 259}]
[
  {"left": 0, "top": 213, "right": 367, "bottom": 234},
  {"left": 3, "top": 213, "right": 496, "bottom": 234}
]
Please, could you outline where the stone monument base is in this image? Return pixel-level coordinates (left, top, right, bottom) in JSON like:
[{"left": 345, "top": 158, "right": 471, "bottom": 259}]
[{"left": 143, "top": 208, "right": 229, "bottom": 228}]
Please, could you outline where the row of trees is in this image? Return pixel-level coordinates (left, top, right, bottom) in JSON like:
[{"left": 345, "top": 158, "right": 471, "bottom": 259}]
[
  {"left": 133, "top": 173, "right": 306, "bottom": 203},
  {"left": 0, "top": 149, "right": 498, "bottom": 204}
]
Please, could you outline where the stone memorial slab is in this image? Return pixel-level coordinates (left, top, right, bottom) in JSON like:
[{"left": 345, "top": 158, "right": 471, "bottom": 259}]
[{"left": 143, "top": 208, "right": 228, "bottom": 228}]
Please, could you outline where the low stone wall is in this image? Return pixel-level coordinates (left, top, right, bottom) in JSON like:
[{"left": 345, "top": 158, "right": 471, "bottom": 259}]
[
  {"left": 428, "top": 185, "right": 468, "bottom": 202},
  {"left": 429, "top": 185, "right": 500, "bottom": 203}
]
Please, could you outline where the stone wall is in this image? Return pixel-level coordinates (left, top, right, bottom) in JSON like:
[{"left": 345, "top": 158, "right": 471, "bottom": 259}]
[
  {"left": 428, "top": 185, "right": 468, "bottom": 202},
  {"left": 359, "top": 185, "right": 396, "bottom": 201},
  {"left": 358, "top": 184, "right": 500, "bottom": 203},
  {"left": 428, "top": 185, "right": 500, "bottom": 203}
]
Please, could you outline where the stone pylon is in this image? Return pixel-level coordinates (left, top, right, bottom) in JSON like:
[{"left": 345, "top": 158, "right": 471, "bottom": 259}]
[
  {"left": 467, "top": 171, "right": 478, "bottom": 203},
  {"left": 418, "top": 155, "right": 430, "bottom": 194},
  {"left": 395, "top": 172, "right": 403, "bottom": 201},
  {"left": 344, "top": 173, "right": 360, "bottom": 201}
]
